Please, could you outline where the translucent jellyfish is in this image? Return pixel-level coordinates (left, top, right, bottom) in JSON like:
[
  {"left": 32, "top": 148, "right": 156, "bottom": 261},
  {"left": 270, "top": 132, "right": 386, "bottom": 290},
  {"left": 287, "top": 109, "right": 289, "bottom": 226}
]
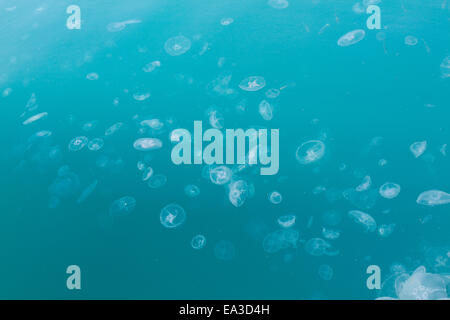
[
  {"left": 337, "top": 29, "right": 366, "bottom": 47},
  {"left": 395, "top": 266, "right": 448, "bottom": 300},
  {"left": 184, "top": 184, "right": 200, "bottom": 198},
  {"left": 416, "top": 190, "right": 450, "bottom": 206},
  {"left": 404, "top": 35, "right": 418, "bottom": 46},
  {"left": 88, "top": 138, "right": 104, "bottom": 151},
  {"left": 76, "top": 180, "right": 98, "bottom": 204},
  {"left": 209, "top": 166, "right": 232, "bottom": 185},
  {"left": 148, "top": 174, "right": 167, "bottom": 189},
  {"left": 133, "top": 138, "right": 162, "bottom": 151},
  {"left": 141, "top": 167, "right": 154, "bottom": 182},
  {"left": 105, "top": 122, "right": 123, "bottom": 136},
  {"left": 191, "top": 234, "right": 206, "bottom": 249},
  {"left": 440, "top": 55, "right": 450, "bottom": 79},
  {"left": 268, "top": 0, "right": 289, "bottom": 9},
  {"left": 133, "top": 93, "right": 150, "bottom": 101},
  {"left": 263, "top": 229, "right": 299, "bottom": 253},
  {"left": 352, "top": 2, "right": 365, "bottom": 14},
  {"left": 277, "top": 215, "right": 296, "bottom": 228},
  {"left": 313, "top": 185, "right": 326, "bottom": 195},
  {"left": 356, "top": 175, "right": 372, "bottom": 192},
  {"left": 318, "top": 264, "right": 334, "bottom": 281},
  {"left": 295, "top": 140, "right": 325, "bottom": 164},
  {"left": 143, "top": 60, "right": 161, "bottom": 73},
  {"left": 378, "top": 223, "right": 396, "bottom": 238},
  {"left": 348, "top": 210, "right": 377, "bottom": 232},
  {"left": 86, "top": 72, "right": 99, "bottom": 80},
  {"left": 214, "top": 240, "right": 235, "bottom": 261},
  {"left": 82, "top": 120, "right": 98, "bottom": 132},
  {"left": 305, "top": 238, "right": 331, "bottom": 256},
  {"left": 164, "top": 35, "right": 192, "bottom": 56},
  {"left": 106, "top": 19, "right": 141, "bottom": 32},
  {"left": 322, "top": 228, "right": 340, "bottom": 240},
  {"left": 410, "top": 141, "right": 427, "bottom": 158},
  {"left": 160, "top": 203, "right": 186, "bottom": 228},
  {"left": 109, "top": 196, "right": 136, "bottom": 217},
  {"left": 228, "top": 179, "right": 249, "bottom": 207},
  {"left": 68, "top": 136, "right": 88, "bottom": 151},
  {"left": 239, "top": 76, "right": 266, "bottom": 92},
  {"left": 207, "top": 108, "right": 225, "bottom": 129},
  {"left": 22, "top": 112, "right": 48, "bottom": 125},
  {"left": 265, "top": 88, "right": 280, "bottom": 99},
  {"left": 269, "top": 191, "right": 282, "bottom": 204},
  {"left": 220, "top": 17, "right": 234, "bottom": 26},
  {"left": 379, "top": 182, "right": 401, "bottom": 199},
  {"left": 258, "top": 100, "right": 274, "bottom": 121}
]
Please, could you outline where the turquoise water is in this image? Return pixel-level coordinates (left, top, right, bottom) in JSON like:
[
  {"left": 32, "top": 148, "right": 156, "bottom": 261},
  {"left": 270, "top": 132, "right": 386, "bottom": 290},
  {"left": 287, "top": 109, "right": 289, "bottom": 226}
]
[{"left": 1, "top": 0, "right": 449, "bottom": 299}]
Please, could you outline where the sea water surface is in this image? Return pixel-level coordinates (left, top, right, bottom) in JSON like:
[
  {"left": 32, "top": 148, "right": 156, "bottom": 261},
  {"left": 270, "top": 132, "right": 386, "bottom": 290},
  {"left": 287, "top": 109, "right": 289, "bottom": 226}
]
[{"left": 0, "top": 0, "right": 449, "bottom": 299}]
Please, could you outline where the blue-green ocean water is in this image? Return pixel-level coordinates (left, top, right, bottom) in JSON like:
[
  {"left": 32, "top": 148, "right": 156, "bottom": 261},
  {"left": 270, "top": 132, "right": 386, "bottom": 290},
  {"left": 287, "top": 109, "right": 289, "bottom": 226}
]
[{"left": 0, "top": 0, "right": 449, "bottom": 299}]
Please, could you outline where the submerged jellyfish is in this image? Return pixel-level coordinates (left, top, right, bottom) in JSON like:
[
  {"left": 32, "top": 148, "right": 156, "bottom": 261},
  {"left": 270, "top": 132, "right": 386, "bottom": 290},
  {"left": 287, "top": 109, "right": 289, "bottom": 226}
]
[
  {"left": 277, "top": 214, "right": 296, "bottom": 228},
  {"left": 395, "top": 266, "right": 448, "bottom": 300},
  {"left": 263, "top": 229, "right": 299, "bottom": 253},
  {"left": 440, "top": 55, "right": 450, "bottom": 79},
  {"left": 68, "top": 136, "right": 88, "bottom": 151},
  {"left": 184, "top": 184, "right": 200, "bottom": 198},
  {"left": 356, "top": 175, "right": 372, "bottom": 192},
  {"left": 337, "top": 29, "right": 366, "bottom": 47},
  {"left": 322, "top": 228, "right": 340, "bottom": 240},
  {"left": 191, "top": 234, "right": 206, "bottom": 249},
  {"left": 265, "top": 88, "right": 280, "bottom": 99},
  {"left": 210, "top": 166, "right": 232, "bottom": 185},
  {"left": 133, "top": 138, "right": 162, "bottom": 151},
  {"left": 228, "top": 179, "right": 249, "bottom": 207},
  {"left": 164, "top": 35, "right": 192, "bottom": 56},
  {"left": 143, "top": 60, "right": 161, "bottom": 73},
  {"left": 379, "top": 182, "right": 401, "bottom": 199},
  {"left": 86, "top": 72, "right": 99, "bottom": 80},
  {"left": 147, "top": 174, "right": 167, "bottom": 189},
  {"left": 305, "top": 238, "right": 331, "bottom": 256},
  {"left": 106, "top": 19, "right": 141, "bottom": 32},
  {"left": 22, "top": 112, "right": 48, "bottom": 125},
  {"left": 269, "top": 191, "right": 282, "bottom": 204},
  {"left": 160, "top": 203, "right": 186, "bottom": 228},
  {"left": 141, "top": 167, "right": 154, "bottom": 182},
  {"left": 295, "top": 140, "right": 325, "bottom": 164},
  {"left": 220, "top": 17, "right": 234, "bottom": 26},
  {"left": 88, "top": 138, "right": 104, "bottom": 151},
  {"left": 258, "top": 100, "right": 274, "bottom": 121},
  {"left": 404, "top": 35, "right": 418, "bottom": 46},
  {"left": 348, "top": 210, "right": 377, "bottom": 232},
  {"left": 77, "top": 180, "right": 98, "bottom": 204},
  {"left": 109, "top": 196, "right": 136, "bottom": 217},
  {"left": 133, "top": 93, "right": 150, "bottom": 101},
  {"left": 416, "top": 190, "right": 450, "bottom": 206},
  {"left": 410, "top": 141, "right": 427, "bottom": 158},
  {"left": 105, "top": 122, "right": 123, "bottom": 136},
  {"left": 318, "top": 264, "right": 334, "bottom": 281},
  {"left": 214, "top": 240, "right": 235, "bottom": 261},
  {"left": 268, "top": 0, "right": 289, "bottom": 9},
  {"left": 239, "top": 76, "right": 266, "bottom": 92}
]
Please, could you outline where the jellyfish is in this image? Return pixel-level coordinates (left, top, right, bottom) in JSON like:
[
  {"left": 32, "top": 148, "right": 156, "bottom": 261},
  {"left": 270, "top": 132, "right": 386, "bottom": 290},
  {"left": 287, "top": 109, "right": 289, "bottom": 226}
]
[
  {"left": 337, "top": 29, "right": 366, "bottom": 47},
  {"left": 22, "top": 112, "right": 48, "bottom": 125},
  {"left": 184, "top": 184, "right": 200, "bottom": 198},
  {"left": 160, "top": 203, "right": 186, "bottom": 228},
  {"left": 258, "top": 100, "right": 274, "bottom": 121},
  {"left": 269, "top": 191, "right": 282, "bottom": 204},
  {"left": 318, "top": 264, "right": 334, "bottom": 281},
  {"left": 348, "top": 210, "right": 377, "bottom": 232},
  {"left": 416, "top": 190, "right": 450, "bottom": 206},
  {"left": 133, "top": 138, "right": 162, "bottom": 151},
  {"left": 410, "top": 141, "right": 427, "bottom": 158},
  {"left": 68, "top": 136, "right": 88, "bottom": 151},
  {"left": 88, "top": 138, "right": 104, "bottom": 151},
  {"left": 191, "top": 234, "right": 206, "bottom": 249},
  {"left": 210, "top": 166, "right": 232, "bottom": 185},
  {"left": 379, "top": 182, "right": 401, "bottom": 199},
  {"left": 148, "top": 174, "right": 167, "bottom": 189},
  {"left": 164, "top": 35, "right": 192, "bottom": 56},
  {"left": 277, "top": 214, "right": 296, "bottom": 228},
  {"left": 404, "top": 35, "right": 418, "bottom": 46},
  {"left": 295, "top": 140, "right": 325, "bottom": 164},
  {"left": 238, "top": 76, "right": 266, "bottom": 92},
  {"left": 109, "top": 196, "right": 136, "bottom": 217}
]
